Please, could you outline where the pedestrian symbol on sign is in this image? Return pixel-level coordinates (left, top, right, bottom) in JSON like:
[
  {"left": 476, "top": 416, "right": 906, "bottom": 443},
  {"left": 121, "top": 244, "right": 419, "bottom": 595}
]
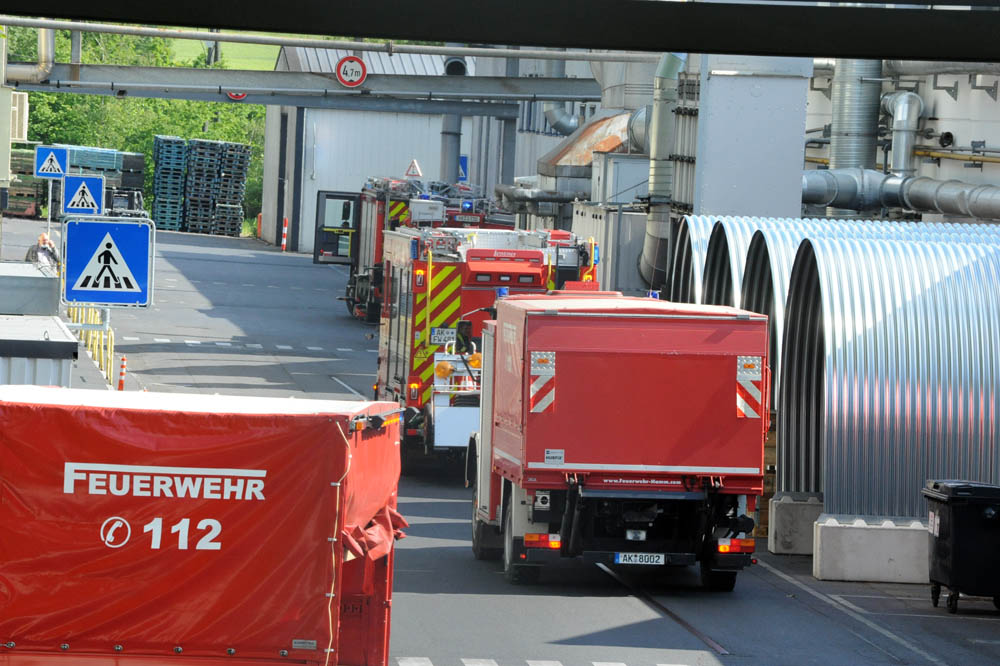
[
  {"left": 38, "top": 152, "right": 64, "bottom": 175},
  {"left": 72, "top": 233, "right": 141, "bottom": 292},
  {"left": 68, "top": 180, "right": 99, "bottom": 212}
]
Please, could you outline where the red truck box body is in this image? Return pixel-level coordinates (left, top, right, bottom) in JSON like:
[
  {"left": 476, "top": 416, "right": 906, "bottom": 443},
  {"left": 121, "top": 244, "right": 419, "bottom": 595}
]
[
  {"left": 490, "top": 296, "right": 769, "bottom": 494},
  {"left": 0, "top": 387, "right": 404, "bottom": 666}
]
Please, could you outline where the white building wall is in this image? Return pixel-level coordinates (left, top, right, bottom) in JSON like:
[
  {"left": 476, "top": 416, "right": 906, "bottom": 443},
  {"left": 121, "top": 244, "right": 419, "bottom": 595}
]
[
  {"left": 298, "top": 108, "right": 449, "bottom": 253},
  {"left": 261, "top": 105, "right": 281, "bottom": 244}
]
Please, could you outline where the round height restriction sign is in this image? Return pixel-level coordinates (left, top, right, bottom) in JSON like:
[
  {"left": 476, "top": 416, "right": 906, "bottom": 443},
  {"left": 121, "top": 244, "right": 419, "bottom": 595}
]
[{"left": 336, "top": 56, "right": 367, "bottom": 88}]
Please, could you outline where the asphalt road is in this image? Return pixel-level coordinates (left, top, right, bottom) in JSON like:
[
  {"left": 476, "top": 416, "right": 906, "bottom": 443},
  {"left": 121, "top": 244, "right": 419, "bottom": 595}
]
[{"left": 3, "top": 217, "right": 996, "bottom": 666}]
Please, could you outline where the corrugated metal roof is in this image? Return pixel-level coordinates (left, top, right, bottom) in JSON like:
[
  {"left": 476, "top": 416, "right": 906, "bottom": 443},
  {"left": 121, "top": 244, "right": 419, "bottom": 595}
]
[{"left": 280, "top": 47, "right": 476, "bottom": 76}]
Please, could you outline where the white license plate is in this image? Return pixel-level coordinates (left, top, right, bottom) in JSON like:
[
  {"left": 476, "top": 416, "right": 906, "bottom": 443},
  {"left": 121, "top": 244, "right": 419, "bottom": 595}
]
[
  {"left": 614, "top": 552, "right": 665, "bottom": 565},
  {"left": 454, "top": 214, "right": 479, "bottom": 223}
]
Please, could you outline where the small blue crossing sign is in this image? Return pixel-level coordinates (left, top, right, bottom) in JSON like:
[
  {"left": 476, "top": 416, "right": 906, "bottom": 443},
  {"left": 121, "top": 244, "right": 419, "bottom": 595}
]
[
  {"left": 63, "top": 174, "right": 105, "bottom": 216},
  {"left": 458, "top": 154, "right": 469, "bottom": 182},
  {"left": 63, "top": 217, "right": 155, "bottom": 308},
  {"left": 34, "top": 146, "right": 68, "bottom": 178}
]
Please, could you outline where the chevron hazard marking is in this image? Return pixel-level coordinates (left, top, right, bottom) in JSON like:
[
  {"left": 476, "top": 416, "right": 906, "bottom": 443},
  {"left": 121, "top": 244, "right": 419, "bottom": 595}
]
[{"left": 72, "top": 233, "right": 141, "bottom": 291}]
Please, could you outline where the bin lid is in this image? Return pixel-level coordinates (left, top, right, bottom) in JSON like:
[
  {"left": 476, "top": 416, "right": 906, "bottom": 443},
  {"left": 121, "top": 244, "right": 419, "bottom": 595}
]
[{"left": 922, "top": 479, "right": 1000, "bottom": 502}]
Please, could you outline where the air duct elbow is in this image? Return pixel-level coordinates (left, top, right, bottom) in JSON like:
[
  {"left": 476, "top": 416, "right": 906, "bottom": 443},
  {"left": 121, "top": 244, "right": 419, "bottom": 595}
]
[
  {"left": 543, "top": 56, "right": 579, "bottom": 136},
  {"left": 882, "top": 91, "right": 924, "bottom": 177},
  {"left": 7, "top": 28, "right": 55, "bottom": 83},
  {"left": 802, "top": 168, "right": 888, "bottom": 210}
]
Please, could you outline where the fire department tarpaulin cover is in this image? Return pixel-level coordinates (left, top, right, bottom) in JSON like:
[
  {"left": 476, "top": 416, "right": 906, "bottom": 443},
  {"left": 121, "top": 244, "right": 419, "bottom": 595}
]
[{"left": 0, "top": 387, "right": 402, "bottom": 661}]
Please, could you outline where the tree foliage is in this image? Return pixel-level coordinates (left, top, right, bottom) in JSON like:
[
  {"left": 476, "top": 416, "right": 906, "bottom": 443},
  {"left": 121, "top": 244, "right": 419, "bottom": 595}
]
[{"left": 9, "top": 28, "right": 266, "bottom": 219}]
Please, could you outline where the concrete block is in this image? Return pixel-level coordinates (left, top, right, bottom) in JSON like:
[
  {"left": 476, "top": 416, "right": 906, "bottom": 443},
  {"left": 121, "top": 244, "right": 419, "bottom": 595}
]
[
  {"left": 768, "top": 492, "right": 823, "bottom": 555},
  {"left": 813, "top": 514, "right": 929, "bottom": 583}
]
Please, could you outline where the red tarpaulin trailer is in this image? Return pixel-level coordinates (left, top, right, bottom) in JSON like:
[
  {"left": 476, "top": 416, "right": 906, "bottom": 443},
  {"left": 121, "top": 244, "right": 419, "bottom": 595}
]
[{"left": 0, "top": 387, "right": 405, "bottom": 666}]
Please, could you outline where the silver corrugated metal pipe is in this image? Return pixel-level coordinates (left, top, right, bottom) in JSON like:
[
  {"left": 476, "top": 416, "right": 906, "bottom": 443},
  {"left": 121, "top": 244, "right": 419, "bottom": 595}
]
[
  {"left": 543, "top": 57, "right": 579, "bottom": 136},
  {"left": 7, "top": 28, "right": 54, "bottom": 83},
  {"left": 781, "top": 236, "right": 1000, "bottom": 517},
  {"left": 640, "top": 52, "right": 685, "bottom": 289},
  {"left": 882, "top": 91, "right": 924, "bottom": 177},
  {"left": 827, "top": 59, "right": 882, "bottom": 215}
]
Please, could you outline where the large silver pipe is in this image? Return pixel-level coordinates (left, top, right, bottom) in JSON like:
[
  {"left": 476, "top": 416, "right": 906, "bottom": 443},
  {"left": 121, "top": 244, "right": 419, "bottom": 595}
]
[
  {"left": 803, "top": 168, "right": 1000, "bottom": 221},
  {"left": 543, "top": 58, "right": 578, "bottom": 136},
  {"left": 640, "top": 53, "right": 685, "bottom": 289},
  {"left": 7, "top": 28, "right": 54, "bottom": 83},
  {"left": 781, "top": 235, "right": 1000, "bottom": 517},
  {"left": 0, "top": 16, "right": 657, "bottom": 63},
  {"left": 494, "top": 184, "right": 588, "bottom": 203},
  {"left": 666, "top": 214, "right": 715, "bottom": 304},
  {"left": 881, "top": 91, "right": 924, "bottom": 177},
  {"left": 827, "top": 60, "right": 882, "bottom": 215}
]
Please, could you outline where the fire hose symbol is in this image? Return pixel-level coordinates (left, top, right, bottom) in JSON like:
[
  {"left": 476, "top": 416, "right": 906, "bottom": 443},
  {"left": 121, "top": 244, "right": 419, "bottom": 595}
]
[{"left": 100, "top": 516, "right": 131, "bottom": 548}]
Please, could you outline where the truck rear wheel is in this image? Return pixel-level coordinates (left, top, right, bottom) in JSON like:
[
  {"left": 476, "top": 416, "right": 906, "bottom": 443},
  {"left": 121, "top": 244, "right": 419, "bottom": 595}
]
[
  {"left": 503, "top": 502, "right": 540, "bottom": 584},
  {"left": 700, "top": 562, "right": 737, "bottom": 592},
  {"left": 472, "top": 499, "right": 501, "bottom": 561}
]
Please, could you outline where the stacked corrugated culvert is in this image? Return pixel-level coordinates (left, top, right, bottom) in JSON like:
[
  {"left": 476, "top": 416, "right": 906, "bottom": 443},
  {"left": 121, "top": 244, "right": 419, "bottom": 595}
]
[{"left": 152, "top": 135, "right": 187, "bottom": 230}]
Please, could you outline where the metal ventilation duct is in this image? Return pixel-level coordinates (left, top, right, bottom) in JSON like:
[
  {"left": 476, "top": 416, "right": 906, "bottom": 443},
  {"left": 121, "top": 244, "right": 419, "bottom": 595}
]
[
  {"left": 7, "top": 28, "right": 54, "bottom": 84},
  {"left": 780, "top": 234, "right": 1000, "bottom": 518},
  {"left": 667, "top": 214, "right": 716, "bottom": 303},
  {"left": 827, "top": 59, "right": 882, "bottom": 215},
  {"left": 543, "top": 57, "right": 580, "bottom": 136}
]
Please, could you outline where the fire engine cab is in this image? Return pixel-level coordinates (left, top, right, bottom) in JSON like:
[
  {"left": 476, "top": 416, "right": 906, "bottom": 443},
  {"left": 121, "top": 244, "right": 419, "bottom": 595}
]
[{"left": 375, "top": 226, "right": 598, "bottom": 467}]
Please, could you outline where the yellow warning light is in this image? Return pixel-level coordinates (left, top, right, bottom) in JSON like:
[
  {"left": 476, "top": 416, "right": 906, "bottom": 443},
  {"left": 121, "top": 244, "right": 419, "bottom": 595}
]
[
  {"left": 408, "top": 382, "right": 420, "bottom": 390},
  {"left": 415, "top": 269, "right": 426, "bottom": 276},
  {"left": 468, "top": 352, "right": 483, "bottom": 369},
  {"left": 582, "top": 274, "right": 593, "bottom": 282},
  {"left": 435, "top": 361, "right": 454, "bottom": 378}
]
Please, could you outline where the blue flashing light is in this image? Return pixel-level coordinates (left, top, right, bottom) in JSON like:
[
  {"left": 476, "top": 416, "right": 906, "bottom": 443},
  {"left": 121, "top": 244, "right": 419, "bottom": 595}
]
[
  {"left": 647, "top": 290, "right": 661, "bottom": 300},
  {"left": 461, "top": 200, "right": 473, "bottom": 211},
  {"left": 593, "top": 245, "right": 600, "bottom": 265},
  {"left": 496, "top": 287, "right": 510, "bottom": 299},
  {"left": 410, "top": 239, "right": 418, "bottom": 259},
  {"left": 419, "top": 194, "right": 431, "bottom": 200}
]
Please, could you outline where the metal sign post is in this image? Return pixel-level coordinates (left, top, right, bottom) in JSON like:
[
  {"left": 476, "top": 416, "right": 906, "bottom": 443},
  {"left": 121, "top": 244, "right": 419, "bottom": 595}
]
[{"left": 46, "top": 180, "right": 52, "bottom": 236}]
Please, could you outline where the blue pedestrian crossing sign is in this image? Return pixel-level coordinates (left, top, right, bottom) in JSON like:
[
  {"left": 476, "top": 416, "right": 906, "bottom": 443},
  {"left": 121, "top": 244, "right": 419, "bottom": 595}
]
[
  {"left": 34, "top": 146, "right": 68, "bottom": 178},
  {"left": 63, "top": 174, "right": 105, "bottom": 216},
  {"left": 63, "top": 217, "right": 155, "bottom": 308},
  {"left": 458, "top": 155, "right": 469, "bottom": 182}
]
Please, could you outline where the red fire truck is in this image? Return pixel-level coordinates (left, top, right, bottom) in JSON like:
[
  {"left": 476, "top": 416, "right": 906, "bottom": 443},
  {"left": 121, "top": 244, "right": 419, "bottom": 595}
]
[
  {"left": 342, "top": 178, "right": 510, "bottom": 323},
  {"left": 468, "top": 293, "right": 769, "bottom": 589},
  {"left": 375, "top": 227, "right": 598, "bottom": 466}
]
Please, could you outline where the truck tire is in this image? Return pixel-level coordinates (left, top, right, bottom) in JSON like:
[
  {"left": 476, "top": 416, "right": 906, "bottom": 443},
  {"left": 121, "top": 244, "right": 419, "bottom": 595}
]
[
  {"left": 503, "top": 501, "right": 540, "bottom": 584},
  {"left": 700, "top": 562, "right": 737, "bottom": 592},
  {"left": 472, "top": 499, "right": 501, "bottom": 561}
]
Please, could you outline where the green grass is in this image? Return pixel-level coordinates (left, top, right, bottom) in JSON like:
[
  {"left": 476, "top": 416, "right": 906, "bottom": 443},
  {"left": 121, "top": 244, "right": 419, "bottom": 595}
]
[{"left": 171, "top": 33, "right": 297, "bottom": 70}]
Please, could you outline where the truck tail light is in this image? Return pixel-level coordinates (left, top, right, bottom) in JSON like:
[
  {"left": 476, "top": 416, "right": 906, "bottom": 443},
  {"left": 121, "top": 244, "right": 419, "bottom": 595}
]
[
  {"left": 408, "top": 382, "right": 419, "bottom": 400},
  {"left": 717, "top": 538, "right": 755, "bottom": 554},
  {"left": 415, "top": 269, "right": 425, "bottom": 287},
  {"left": 524, "top": 533, "right": 561, "bottom": 549}
]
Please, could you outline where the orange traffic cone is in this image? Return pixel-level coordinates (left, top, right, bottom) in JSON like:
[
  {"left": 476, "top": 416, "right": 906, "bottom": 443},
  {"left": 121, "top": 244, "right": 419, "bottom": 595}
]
[{"left": 118, "top": 355, "right": 127, "bottom": 391}]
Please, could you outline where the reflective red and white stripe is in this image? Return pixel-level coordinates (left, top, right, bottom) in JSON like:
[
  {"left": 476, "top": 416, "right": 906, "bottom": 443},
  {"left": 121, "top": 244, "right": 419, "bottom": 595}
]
[
  {"left": 736, "top": 355, "right": 763, "bottom": 419},
  {"left": 281, "top": 217, "right": 289, "bottom": 252},
  {"left": 529, "top": 351, "right": 556, "bottom": 413}
]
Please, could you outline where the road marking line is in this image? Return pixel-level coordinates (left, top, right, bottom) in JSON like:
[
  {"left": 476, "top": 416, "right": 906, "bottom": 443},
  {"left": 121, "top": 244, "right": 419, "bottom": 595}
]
[
  {"left": 970, "top": 639, "right": 1000, "bottom": 644},
  {"left": 184, "top": 340, "right": 201, "bottom": 345},
  {"left": 367, "top": 349, "right": 378, "bottom": 353},
  {"left": 527, "top": 661, "right": 563, "bottom": 666},
  {"left": 242, "top": 283, "right": 255, "bottom": 287},
  {"left": 307, "top": 346, "right": 323, "bottom": 351},
  {"left": 276, "top": 344, "right": 293, "bottom": 350},
  {"left": 397, "top": 659, "right": 433, "bottom": 666},
  {"left": 755, "top": 560, "right": 947, "bottom": 666},
  {"left": 331, "top": 377, "right": 363, "bottom": 398},
  {"left": 337, "top": 347, "right": 353, "bottom": 352},
  {"left": 215, "top": 342, "right": 232, "bottom": 347},
  {"left": 214, "top": 281, "right": 225, "bottom": 285},
  {"left": 122, "top": 336, "right": 140, "bottom": 341},
  {"left": 154, "top": 338, "right": 171, "bottom": 343},
  {"left": 245, "top": 343, "right": 263, "bottom": 349},
  {"left": 592, "top": 663, "right": 627, "bottom": 666},
  {"left": 267, "top": 285, "right": 279, "bottom": 289},
  {"left": 829, "top": 595, "right": 871, "bottom": 615},
  {"left": 461, "top": 660, "right": 499, "bottom": 666}
]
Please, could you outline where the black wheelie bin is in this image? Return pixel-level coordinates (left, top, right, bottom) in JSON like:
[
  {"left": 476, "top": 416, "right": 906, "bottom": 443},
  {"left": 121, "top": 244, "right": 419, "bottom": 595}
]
[{"left": 922, "top": 479, "right": 1000, "bottom": 614}]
